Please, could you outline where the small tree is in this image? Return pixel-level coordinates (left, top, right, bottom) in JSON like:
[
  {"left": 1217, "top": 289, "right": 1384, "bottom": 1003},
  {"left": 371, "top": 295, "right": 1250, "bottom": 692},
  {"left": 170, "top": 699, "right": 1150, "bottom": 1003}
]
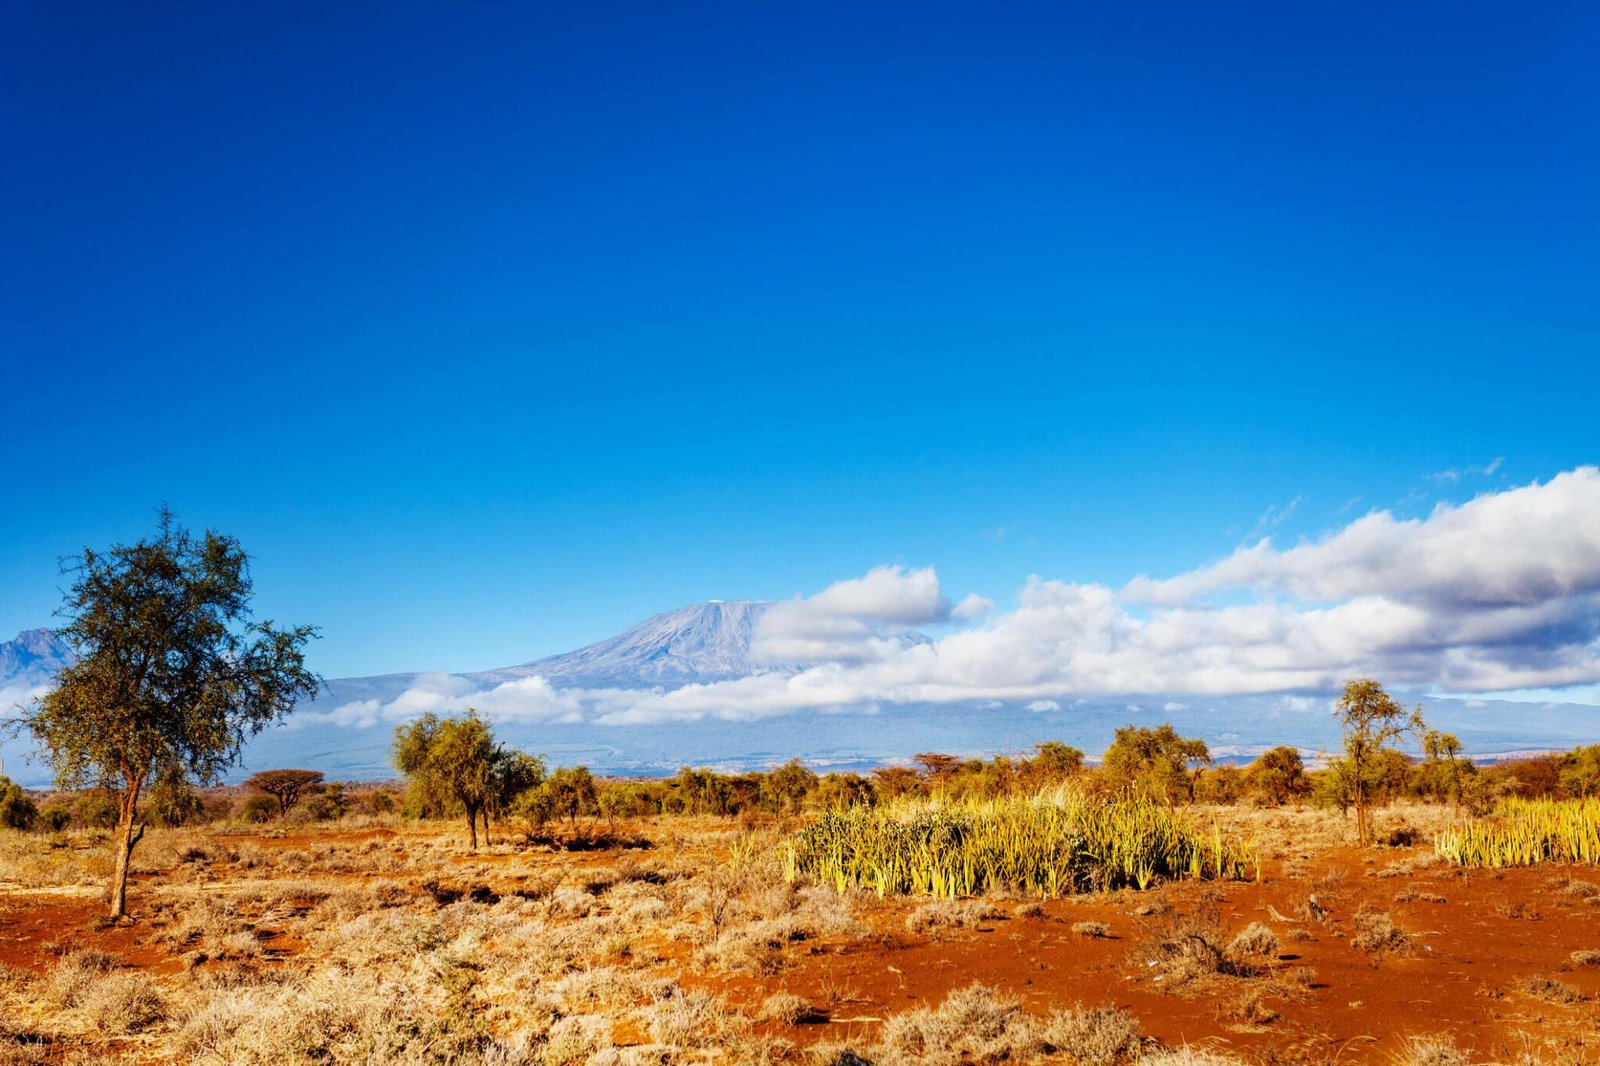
[
  {"left": 243, "top": 769, "right": 327, "bottom": 819},
  {"left": 545, "top": 765, "right": 598, "bottom": 828},
  {"left": 1245, "top": 747, "right": 1310, "bottom": 807},
  {"left": 1101, "top": 724, "right": 1211, "bottom": 808},
  {"left": 0, "top": 776, "right": 38, "bottom": 831},
  {"left": 1419, "top": 729, "right": 1471, "bottom": 816},
  {"left": 1335, "top": 678, "right": 1425, "bottom": 846},
  {"left": 760, "top": 758, "right": 818, "bottom": 815},
  {"left": 16, "top": 511, "right": 319, "bottom": 918},
  {"left": 393, "top": 710, "right": 503, "bottom": 849},
  {"left": 1025, "top": 741, "right": 1086, "bottom": 787}
]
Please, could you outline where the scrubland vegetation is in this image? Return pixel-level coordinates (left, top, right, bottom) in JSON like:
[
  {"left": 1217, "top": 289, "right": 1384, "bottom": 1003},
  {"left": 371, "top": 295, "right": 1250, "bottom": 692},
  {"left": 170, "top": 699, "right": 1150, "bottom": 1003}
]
[{"left": 4, "top": 721, "right": 1600, "bottom": 1064}]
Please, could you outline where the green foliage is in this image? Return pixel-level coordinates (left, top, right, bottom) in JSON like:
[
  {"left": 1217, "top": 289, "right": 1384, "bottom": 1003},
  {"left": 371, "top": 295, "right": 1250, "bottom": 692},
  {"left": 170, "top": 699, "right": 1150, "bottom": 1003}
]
[
  {"left": 814, "top": 772, "right": 877, "bottom": 812},
  {"left": 1025, "top": 741, "right": 1086, "bottom": 784},
  {"left": 18, "top": 509, "right": 320, "bottom": 915},
  {"left": 1436, "top": 798, "right": 1600, "bottom": 867},
  {"left": 785, "top": 788, "right": 1257, "bottom": 898},
  {"left": 544, "top": 766, "right": 597, "bottom": 826},
  {"left": 0, "top": 776, "right": 38, "bottom": 830},
  {"left": 760, "top": 758, "right": 817, "bottom": 815},
  {"left": 38, "top": 803, "right": 74, "bottom": 832},
  {"left": 76, "top": 789, "right": 118, "bottom": 829},
  {"left": 394, "top": 710, "right": 506, "bottom": 848},
  {"left": 1245, "top": 747, "right": 1310, "bottom": 807},
  {"left": 1101, "top": 724, "right": 1211, "bottom": 807},
  {"left": 366, "top": 789, "right": 397, "bottom": 815},
  {"left": 239, "top": 794, "right": 277, "bottom": 823},
  {"left": 305, "top": 782, "right": 348, "bottom": 821},
  {"left": 1196, "top": 765, "right": 1244, "bottom": 805},
  {"left": 1335, "top": 678, "right": 1425, "bottom": 845},
  {"left": 24, "top": 510, "right": 320, "bottom": 792},
  {"left": 145, "top": 769, "right": 203, "bottom": 828},
  {"left": 1559, "top": 745, "right": 1600, "bottom": 799}
]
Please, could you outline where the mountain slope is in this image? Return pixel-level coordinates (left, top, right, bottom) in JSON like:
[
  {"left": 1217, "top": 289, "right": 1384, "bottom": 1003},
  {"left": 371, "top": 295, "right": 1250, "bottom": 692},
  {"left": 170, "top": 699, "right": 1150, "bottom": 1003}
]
[
  {"left": 0, "top": 628, "right": 73, "bottom": 689},
  {"left": 475, "top": 600, "right": 777, "bottom": 687}
]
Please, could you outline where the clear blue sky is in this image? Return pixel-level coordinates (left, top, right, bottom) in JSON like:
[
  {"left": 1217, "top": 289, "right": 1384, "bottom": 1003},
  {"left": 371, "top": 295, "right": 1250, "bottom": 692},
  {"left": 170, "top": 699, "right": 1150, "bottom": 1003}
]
[{"left": 3, "top": 1, "right": 1596, "bottom": 679}]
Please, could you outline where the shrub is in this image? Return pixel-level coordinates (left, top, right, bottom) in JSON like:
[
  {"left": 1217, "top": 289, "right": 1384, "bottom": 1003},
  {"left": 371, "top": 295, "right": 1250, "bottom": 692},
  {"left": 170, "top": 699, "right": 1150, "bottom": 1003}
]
[
  {"left": 1227, "top": 922, "right": 1279, "bottom": 958},
  {"left": 1037, "top": 1004, "right": 1142, "bottom": 1065},
  {"left": 239, "top": 795, "right": 277, "bottom": 824},
  {"left": 37, "top": 803, "right": 73, "bottom": 832},
  {"left": 0, "top": 777, "right": 38, "bottom": 831},
  {"left": 1350, "top": 910, "right": 1411, "bottom": 955},
  {"left": 75, "top": 789, "right": 118, "bottom": 829}
]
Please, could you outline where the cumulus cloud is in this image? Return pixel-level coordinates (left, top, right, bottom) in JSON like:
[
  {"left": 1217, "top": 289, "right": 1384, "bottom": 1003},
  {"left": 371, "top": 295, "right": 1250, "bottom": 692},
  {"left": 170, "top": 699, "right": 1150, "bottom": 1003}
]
[
  {"left": 277, "top": 468, "right": 1600, "bottom": 729},
  {"left": 750, "top": 565, "right": 950, "bottom": 665}
]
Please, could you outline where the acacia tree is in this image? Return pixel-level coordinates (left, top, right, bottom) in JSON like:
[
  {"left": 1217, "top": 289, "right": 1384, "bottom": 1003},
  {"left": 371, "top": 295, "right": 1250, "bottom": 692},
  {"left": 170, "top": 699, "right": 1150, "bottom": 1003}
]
[
  {"left": 393, "top": 710, "right": 507, "bottom": 849},
  {"left": 19, "top": 511, "right": 319, "bottom": 918},
  {"left": 1101, "top": 724, "right": 1211, "bottom": 808},
  {"left": 244, "top": 769, "right": 327, "bottom": 818},
  {"left": 1336, "top": 678, "right": 1425, "bottom": 845}
]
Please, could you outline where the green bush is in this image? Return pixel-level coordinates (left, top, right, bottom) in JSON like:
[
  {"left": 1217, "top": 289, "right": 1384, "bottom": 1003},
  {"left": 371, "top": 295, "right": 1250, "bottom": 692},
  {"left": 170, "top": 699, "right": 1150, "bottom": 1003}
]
[
  {"left": 76, "top": 790, "right": 118, "bottom": 829},
  {"left": 146, "top": 771, "right": 204, "bottom": 828},
  {"left": 38, "top": 804, "right": 74, "bottom": 832},
  {"left": 0, "top": 776, "right": 39, "bottom": 830},
  {"left": 305, "top": 782, "right": 348, "bottom": 821},
  {"left": 239, "top": 794, "right": 277, "bottom": 823}
]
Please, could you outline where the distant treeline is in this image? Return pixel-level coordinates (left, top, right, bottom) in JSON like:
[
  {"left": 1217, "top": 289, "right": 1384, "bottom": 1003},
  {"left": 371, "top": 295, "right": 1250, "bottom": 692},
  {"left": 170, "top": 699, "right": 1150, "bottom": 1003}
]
[{"left": 4, "top": 722, "right": 1599, "bottom": 837}]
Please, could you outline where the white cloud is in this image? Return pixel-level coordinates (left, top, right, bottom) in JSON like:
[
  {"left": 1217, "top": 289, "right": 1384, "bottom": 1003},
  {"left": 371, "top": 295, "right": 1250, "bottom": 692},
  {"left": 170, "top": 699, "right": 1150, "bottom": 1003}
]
[
  {"left": 226, "top": 468, "right": 1600, "bottom": 730},
  {"left": 951, "top": 593, "right": 994, "bottom": 622},
  {"left": 751, "top": 565, "right": 950, "bottom": 665}
]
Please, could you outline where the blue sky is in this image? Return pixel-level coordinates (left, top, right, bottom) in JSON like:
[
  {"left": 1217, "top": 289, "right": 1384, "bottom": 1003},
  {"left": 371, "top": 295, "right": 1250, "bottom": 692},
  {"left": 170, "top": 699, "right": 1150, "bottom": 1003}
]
[{"left": 3, "top": 1, "right": 1597, "bottom": 681}]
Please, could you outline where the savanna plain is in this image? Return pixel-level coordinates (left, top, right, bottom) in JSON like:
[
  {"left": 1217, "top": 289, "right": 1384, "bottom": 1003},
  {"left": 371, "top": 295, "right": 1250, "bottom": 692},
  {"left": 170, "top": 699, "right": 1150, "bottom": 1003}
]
[{"left": 3, "top": 741, "right": 1600, "bottom": 1066}]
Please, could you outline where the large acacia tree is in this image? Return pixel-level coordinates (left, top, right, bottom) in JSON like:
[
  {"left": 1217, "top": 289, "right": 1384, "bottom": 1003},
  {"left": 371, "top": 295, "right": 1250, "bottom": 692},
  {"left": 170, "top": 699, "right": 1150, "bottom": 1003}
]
[{"left": 20, "top": 510, "right": 319, "bottom": 918}]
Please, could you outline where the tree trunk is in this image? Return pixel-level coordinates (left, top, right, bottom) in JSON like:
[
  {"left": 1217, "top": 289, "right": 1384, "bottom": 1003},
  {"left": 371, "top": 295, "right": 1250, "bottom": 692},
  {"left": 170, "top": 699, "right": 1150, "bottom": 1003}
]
[
  {"left": 466, "top": 805, "right": 479, "bottom": 850},
  {"left": 109, "top": 781, "right": 145, "bottom": 919}
]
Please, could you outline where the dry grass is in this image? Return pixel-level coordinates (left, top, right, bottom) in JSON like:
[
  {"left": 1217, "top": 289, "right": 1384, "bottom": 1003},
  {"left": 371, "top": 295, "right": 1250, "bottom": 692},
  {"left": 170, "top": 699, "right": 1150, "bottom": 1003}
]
[{"left": 1, "top": 801, "right": 1595, "bottom": 1065}]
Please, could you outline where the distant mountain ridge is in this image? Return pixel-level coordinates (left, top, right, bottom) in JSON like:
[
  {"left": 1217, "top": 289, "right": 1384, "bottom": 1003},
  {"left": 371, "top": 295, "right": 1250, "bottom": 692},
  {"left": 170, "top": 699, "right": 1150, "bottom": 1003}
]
[
  {"left": 0, "top": 628, "right": 73, "bottom": 689},
  {"left": 4, "top": 607, "right": 1598, "bottom": 787},
  {"left": 474, "top": 599, "right": 779, "bottom": 687}
]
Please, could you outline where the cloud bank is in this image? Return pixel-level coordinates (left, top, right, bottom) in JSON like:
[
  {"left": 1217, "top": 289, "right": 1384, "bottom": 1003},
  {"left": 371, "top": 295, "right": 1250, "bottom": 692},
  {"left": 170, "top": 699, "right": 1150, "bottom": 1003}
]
[{"left": 309, "top": 468, "right": 1600, "bottom": 728}]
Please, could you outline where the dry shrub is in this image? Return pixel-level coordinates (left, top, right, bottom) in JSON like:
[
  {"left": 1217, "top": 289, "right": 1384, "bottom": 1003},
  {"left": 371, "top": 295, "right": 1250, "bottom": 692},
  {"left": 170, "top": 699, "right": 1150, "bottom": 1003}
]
[
  {"left": 1013, "top": 901, "right": 1045, "bottom": 919},
  {"left": 1147, "top": 913, "right": 1255, "bottom": 990},
  {"left": 45, "top": 949, "right": 117, "bottom": 1008},
  {"left": 875, "top": 983, "right": 1038, "bottom": 1065},
  {"left": 904, "top": 899, "right": 1003, "bottom": 937},
  {"left": 1071, "top": 921, "right": 1111, "bottom": 939},
  {"left": 1561, "top": 880, "right": 1599, "bottom": 901},
  {"left": 1350, "top": 910, "right": 1411, "bottom": 956},
  {"left": 1227, "top": 922, "right": 1279, "bottom": 958},
  {"left": 1571, "top": 949, "right": 1600, "bottom": 966},
  {"left": 78, "top": 971, "right": 166, "bottom": 1033},
  {"left": 1036, "top": 1004, "right": 1143, "bottom": 1065},
  {"left": 1394, "top": 1035, "right": 1472, "bottom": 1066},
  {"left": 1513, "top": 975, "right": 1588, "bottom": 1005},
  {"left": 759, "top": 991, "right": 824, "bottom": 1025},
  {"left": 1141, "top": 1048, "right": 1246, "bottom": 1065},
  {"left": 644, "top": 986, "right": 745, "bottom": 1049},
  {"left": 1216, "top": 988, "right": 1278, "bottom": 1027},
  {"left": 540, "top": 1015, "right": 612, "bottom": 1065}
]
